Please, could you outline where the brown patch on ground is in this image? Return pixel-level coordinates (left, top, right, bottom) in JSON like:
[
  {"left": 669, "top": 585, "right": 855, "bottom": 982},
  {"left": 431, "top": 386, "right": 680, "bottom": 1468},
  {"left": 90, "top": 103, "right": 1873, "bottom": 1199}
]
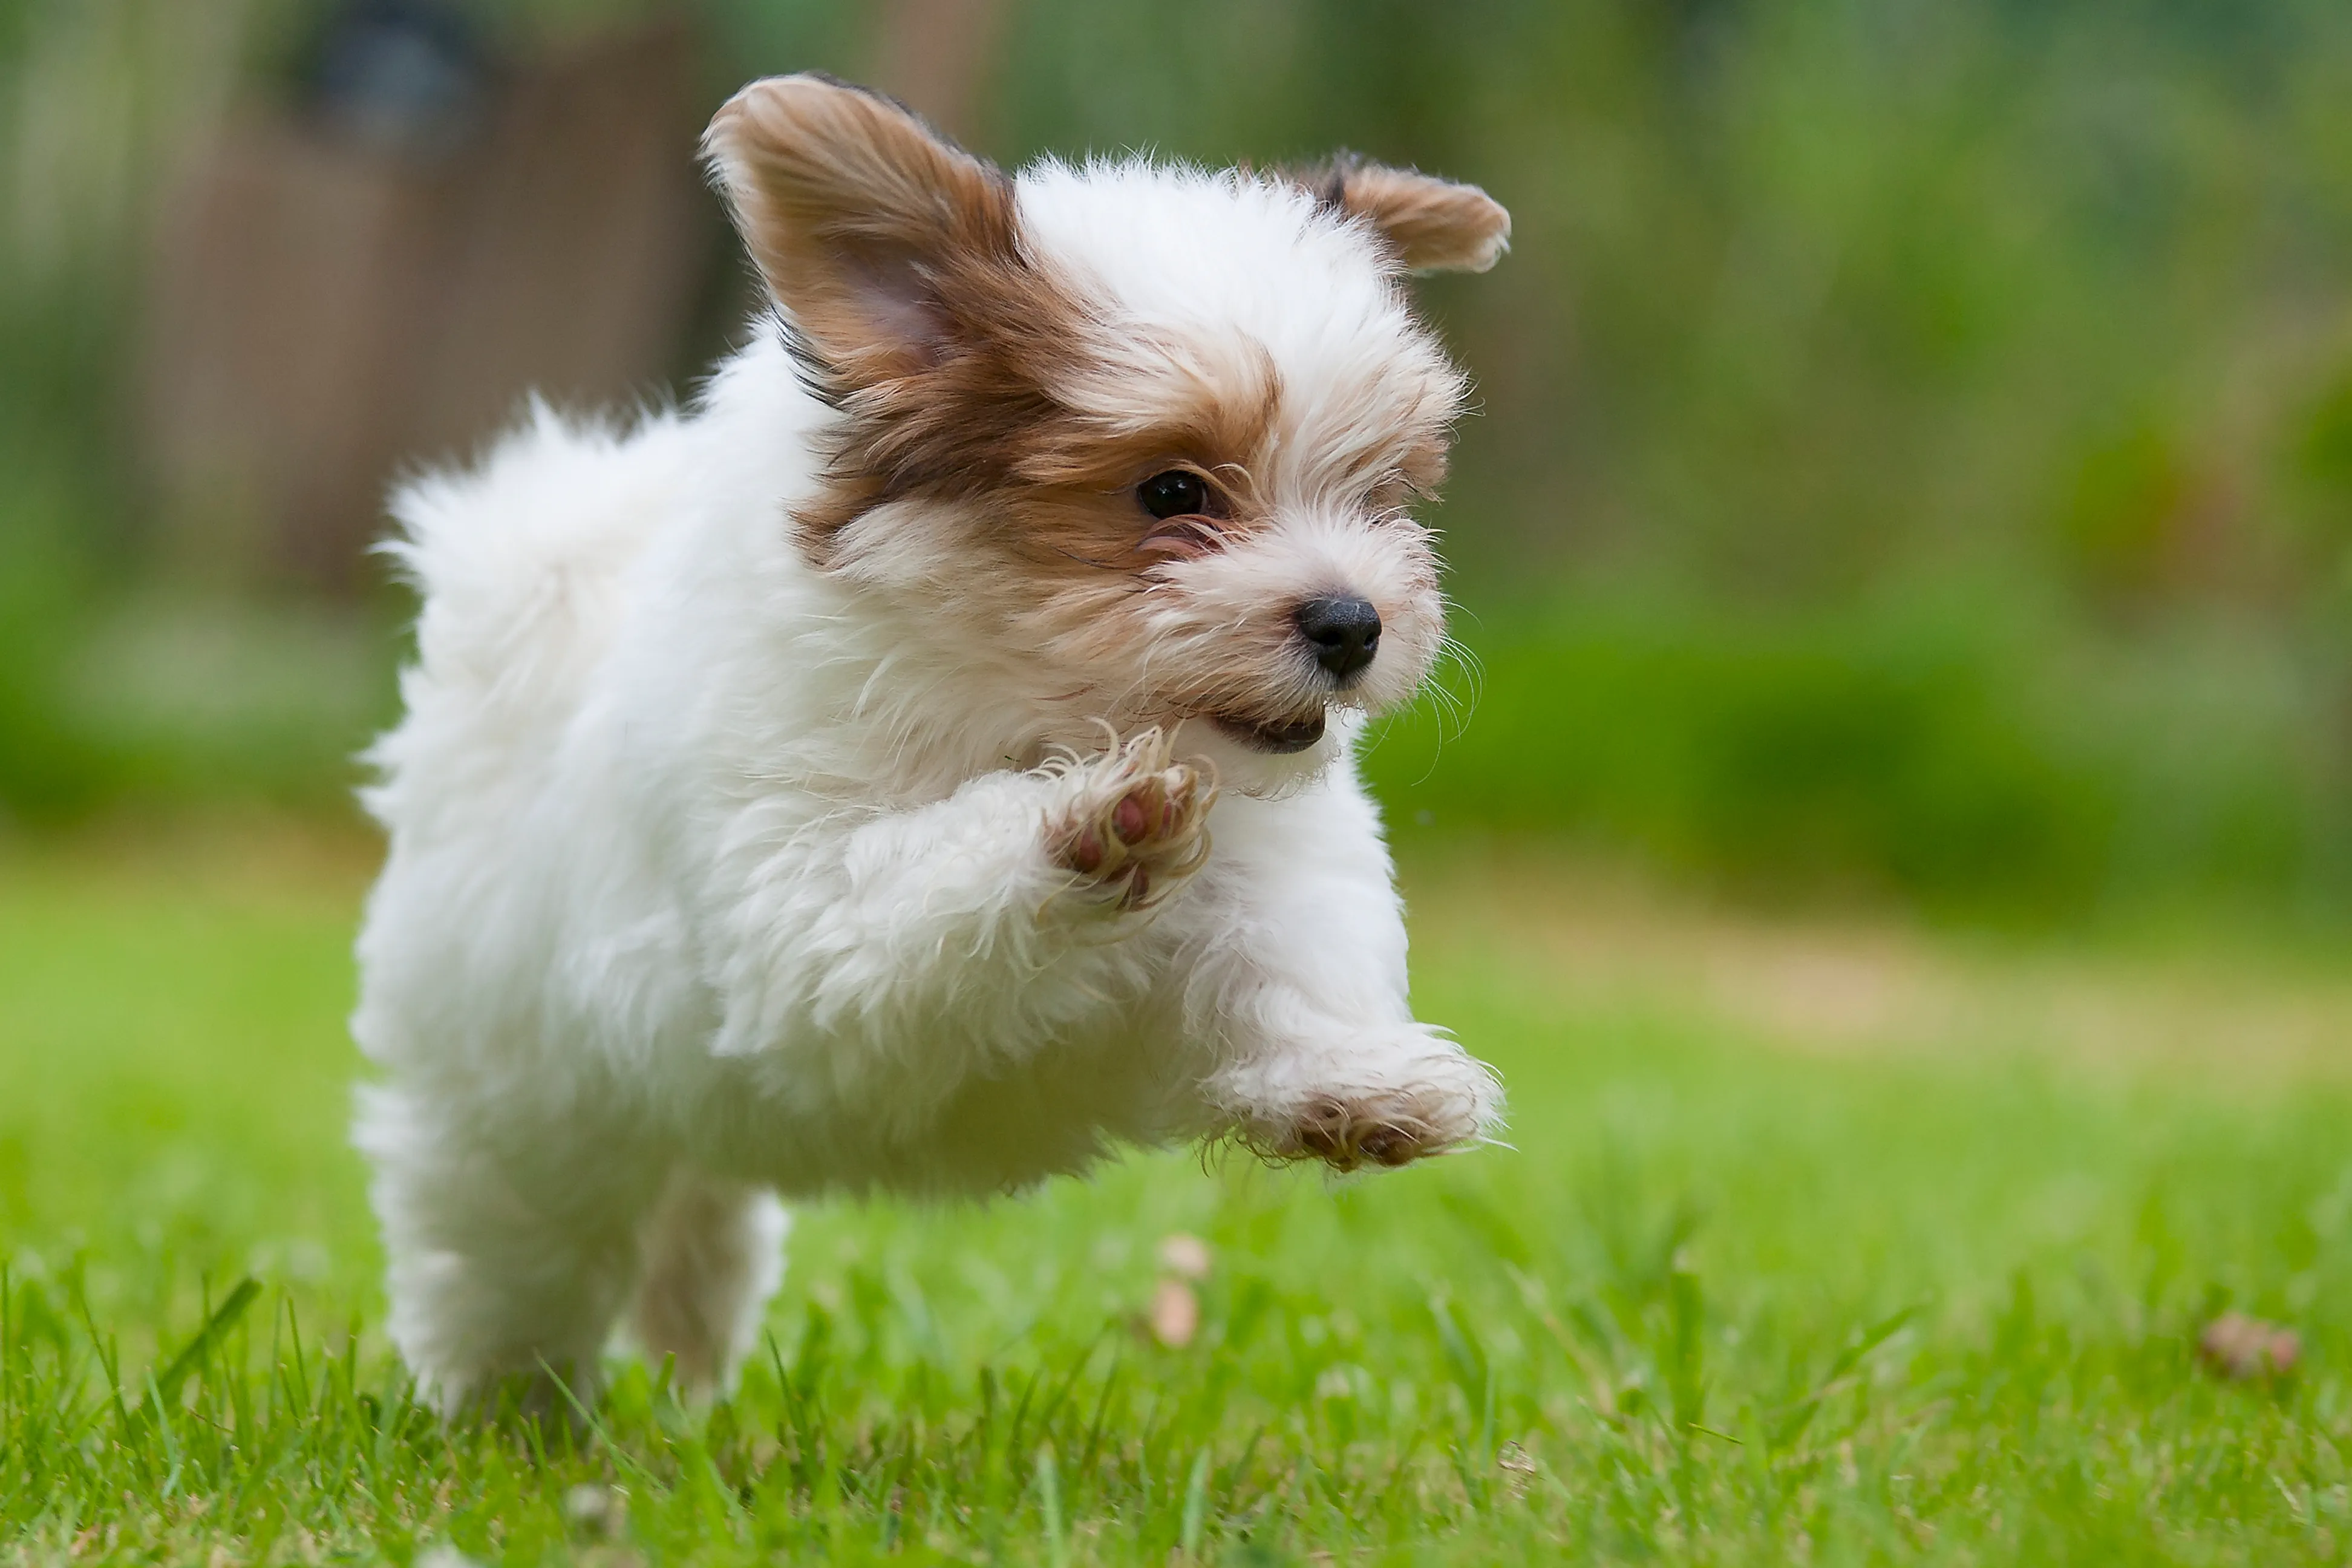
[
  {"left": 1399, "top": 843, "right": 2352, "bottom": 1088},
  {"left": 2198, "top": 1311, "right": 2301, "bottom": 1380}
]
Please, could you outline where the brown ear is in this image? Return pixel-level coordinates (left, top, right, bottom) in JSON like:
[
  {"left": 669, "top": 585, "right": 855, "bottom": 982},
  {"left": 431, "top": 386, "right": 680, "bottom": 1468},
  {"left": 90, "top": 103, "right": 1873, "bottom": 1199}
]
[
  {"left": 702, "top": 73, "right": 1019, "bottom": 388},
  {"left": 1309, "top": 154, "right": 1511, "bottom": 274}
]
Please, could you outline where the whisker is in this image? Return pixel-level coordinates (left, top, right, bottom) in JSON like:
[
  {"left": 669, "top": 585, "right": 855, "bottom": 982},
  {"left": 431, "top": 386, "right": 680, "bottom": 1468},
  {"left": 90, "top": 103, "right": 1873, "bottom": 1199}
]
[{"left": 1052, "top": 545, "right": 1129, "bottom": 572}]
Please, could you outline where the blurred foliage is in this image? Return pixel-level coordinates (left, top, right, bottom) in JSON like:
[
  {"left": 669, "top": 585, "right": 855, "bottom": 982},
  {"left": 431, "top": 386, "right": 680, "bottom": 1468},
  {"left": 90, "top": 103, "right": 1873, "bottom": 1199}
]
[
  {"left": 5, "top": 0, "right": 2352, "bottom": 918},
  {"left": 1367, "top": 587, "right": 2352, "bottom": 919}
]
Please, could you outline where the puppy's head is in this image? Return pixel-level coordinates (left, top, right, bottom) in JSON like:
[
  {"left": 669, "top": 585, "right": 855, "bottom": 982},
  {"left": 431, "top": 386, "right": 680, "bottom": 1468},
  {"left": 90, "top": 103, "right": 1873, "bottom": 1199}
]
[{"left": 705, "top": 74, "right": 1509, "bottom": 789}]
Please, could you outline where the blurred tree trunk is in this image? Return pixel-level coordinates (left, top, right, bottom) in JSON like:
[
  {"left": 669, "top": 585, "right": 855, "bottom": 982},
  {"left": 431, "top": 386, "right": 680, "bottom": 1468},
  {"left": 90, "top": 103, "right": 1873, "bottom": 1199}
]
[{"left": 139, "top": 15, "right": 710, "bottom": 594}]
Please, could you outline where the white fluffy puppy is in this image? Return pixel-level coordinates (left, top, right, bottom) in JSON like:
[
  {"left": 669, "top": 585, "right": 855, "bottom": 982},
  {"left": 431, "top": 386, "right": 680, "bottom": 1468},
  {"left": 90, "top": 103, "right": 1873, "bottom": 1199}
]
[{"left": 353, "top": 73, "right": 1511, "bottom": 1412}]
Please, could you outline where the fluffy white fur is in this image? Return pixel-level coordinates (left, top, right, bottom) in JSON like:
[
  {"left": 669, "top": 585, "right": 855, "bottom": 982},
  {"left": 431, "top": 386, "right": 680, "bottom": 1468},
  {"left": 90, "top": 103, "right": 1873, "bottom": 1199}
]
[{"left": 353, "top": 76, "right": 1508, "bottom": 1412}]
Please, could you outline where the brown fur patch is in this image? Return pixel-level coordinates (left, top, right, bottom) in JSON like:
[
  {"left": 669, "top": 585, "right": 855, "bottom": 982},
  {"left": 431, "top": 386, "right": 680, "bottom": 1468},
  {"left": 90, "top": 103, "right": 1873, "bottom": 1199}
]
[
  {"left": 704, "top": 74, "right": 1022, "bottom": 387},
  {"left": 1290, "top": 151, "right": 1511, "bottom": 274},
  {"left": 704, "top": 74, "right": 1099, "bottom": 555}
]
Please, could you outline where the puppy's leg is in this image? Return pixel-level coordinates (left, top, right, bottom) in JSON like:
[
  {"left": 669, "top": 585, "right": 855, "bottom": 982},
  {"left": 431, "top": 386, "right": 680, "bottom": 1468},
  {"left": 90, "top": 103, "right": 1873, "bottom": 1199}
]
[
  {"left": 717, "top": 729, "right": 1212, "bottom": 1059},
  {"left": 629, "top": 1170, "right": 788, "bottom": 1397},
  {"left": 356, "top": 1083, "right": 656, "bottom": 1416},
  {"left": 1186, "top": 783, "right": 1503, "bottom": 1172}
]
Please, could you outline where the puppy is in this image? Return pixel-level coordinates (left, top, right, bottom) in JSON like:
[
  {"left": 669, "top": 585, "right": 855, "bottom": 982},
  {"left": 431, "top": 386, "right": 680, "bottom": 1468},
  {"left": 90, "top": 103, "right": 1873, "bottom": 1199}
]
[{"left": 352, "top": 73, "right": 1511, "bottom": 1411}]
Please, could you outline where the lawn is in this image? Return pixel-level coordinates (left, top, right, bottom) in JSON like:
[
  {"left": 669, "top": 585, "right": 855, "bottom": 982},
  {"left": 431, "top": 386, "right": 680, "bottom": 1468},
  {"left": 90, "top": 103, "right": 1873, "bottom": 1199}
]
[{"left": 4, "top": 828, "right": 2351, "bottom": 1564}]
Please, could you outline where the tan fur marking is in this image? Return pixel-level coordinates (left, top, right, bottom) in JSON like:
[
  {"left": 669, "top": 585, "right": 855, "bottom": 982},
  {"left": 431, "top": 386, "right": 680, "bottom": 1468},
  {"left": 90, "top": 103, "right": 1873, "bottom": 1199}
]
[
  {"left": 704, "top": 76, "right": 1021, "bottom": 385},
  {"left": 704, "top": 74, "right": 1102, "bottom": 552},
  {"left": 1295, "top": 154, "right": 1512, "bottom": 275}
]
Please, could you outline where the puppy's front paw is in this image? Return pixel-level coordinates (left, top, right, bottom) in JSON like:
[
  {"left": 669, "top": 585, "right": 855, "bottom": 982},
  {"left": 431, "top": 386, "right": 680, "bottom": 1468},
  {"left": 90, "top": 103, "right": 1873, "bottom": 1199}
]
[
  {"left": 1050, "top": 728, "right": 1215, "bottom": 910},
  {"left": 1226, "top": 1039, "right": 1502, "bottom": 1174},
  {"left": 1282, "top": 1091, "right": 1460, "bottom": 1171},
  {"left": 1273, "top": 1081, "right": 1496, "bottom": 1172}
]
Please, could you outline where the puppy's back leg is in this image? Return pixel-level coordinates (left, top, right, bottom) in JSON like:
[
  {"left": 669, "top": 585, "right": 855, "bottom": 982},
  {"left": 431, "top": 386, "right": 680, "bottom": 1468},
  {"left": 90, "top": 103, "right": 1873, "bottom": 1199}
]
[
  {"left": 629, "top": 1169, "right": 789, "bottom": 1397},
  {"left": 356, "top": 1082, "right": 658, "bottom": 1417}
]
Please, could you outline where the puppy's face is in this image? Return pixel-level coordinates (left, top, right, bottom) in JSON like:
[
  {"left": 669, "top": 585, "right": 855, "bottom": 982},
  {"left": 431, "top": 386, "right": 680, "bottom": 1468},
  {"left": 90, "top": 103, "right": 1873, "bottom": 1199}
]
[{"left": 705, "top": 76, "right": 1509, "bottom": 788}]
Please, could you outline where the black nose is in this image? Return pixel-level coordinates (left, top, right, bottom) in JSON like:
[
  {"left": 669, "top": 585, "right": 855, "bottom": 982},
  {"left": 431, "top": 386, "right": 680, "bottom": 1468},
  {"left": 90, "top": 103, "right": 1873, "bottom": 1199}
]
[{"left": 1295, "top": 595, "right": 1382, "bottom": 681}]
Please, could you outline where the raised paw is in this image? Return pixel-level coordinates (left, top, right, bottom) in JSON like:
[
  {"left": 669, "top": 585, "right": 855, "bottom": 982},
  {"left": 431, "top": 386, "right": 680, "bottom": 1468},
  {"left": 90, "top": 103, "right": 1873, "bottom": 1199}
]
[{"left": 1050, "top": 728, "right": 1217, "bottom": 910}]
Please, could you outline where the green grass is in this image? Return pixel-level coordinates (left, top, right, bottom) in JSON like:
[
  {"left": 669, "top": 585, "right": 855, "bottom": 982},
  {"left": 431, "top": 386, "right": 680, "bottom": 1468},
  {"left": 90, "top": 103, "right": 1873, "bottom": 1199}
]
[{"left": 5, "top": 833, "right": 2352, "bottom": 1564}]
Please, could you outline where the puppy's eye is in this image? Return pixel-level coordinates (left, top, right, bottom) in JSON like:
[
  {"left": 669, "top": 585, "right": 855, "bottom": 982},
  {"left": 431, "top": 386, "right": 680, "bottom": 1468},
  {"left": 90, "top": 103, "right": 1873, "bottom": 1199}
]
[{"left": 1137, "top": 470, "right": 1212, "bottom": 520}]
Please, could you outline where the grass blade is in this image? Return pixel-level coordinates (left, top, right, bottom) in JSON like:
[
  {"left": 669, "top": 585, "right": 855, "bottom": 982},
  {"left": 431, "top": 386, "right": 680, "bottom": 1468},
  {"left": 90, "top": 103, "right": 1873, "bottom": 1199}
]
[
  {"left": 1034, "top": 1442, "right": 1067, "bottom": 1568},
  {"left": 151, "top": 1276, "right": 259, "bottom": 1409},
  {"left": 1179, "top": 1446, "right": 1212, "bottom": 1559}
]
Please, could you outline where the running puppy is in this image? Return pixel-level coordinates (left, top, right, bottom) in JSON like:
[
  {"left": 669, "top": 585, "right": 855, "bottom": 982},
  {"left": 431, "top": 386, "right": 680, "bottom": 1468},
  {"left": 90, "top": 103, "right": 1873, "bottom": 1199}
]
[{"left": 354, "top": 73, "right": 1511, "bottom": 1411}]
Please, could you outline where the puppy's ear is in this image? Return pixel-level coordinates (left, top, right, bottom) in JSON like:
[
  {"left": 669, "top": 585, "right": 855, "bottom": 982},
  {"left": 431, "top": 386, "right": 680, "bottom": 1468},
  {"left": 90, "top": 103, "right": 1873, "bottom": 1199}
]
[
  {"left": 703, "top": 73, "right": 1020, "bottom": 387},
  {"left": 1307, "top": 154, "right": 1511, "bottom": 274}
]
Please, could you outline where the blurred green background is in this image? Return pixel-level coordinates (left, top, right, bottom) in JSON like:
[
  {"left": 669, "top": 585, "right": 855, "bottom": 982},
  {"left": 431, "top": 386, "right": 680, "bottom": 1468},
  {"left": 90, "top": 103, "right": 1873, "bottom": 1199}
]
[{"left": 7, "top": 0, "right": 2352, "bottom": 926}]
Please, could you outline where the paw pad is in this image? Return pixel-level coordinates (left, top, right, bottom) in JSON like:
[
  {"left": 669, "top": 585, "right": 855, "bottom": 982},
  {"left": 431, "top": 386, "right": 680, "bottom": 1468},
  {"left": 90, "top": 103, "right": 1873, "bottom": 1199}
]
[
  {"left": 1283, "top": 1096, "right": 1443, "bottom": 1172},
  {"left": 1051, "top": 728, "right": 1215, "bottom": 910}
]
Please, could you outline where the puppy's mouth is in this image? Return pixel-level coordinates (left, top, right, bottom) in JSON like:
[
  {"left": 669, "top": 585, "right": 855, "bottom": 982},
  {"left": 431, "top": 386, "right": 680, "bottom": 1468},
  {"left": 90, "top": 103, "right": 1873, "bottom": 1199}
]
[{"left": 1210, "top": 710, "right": 1327, "bottom": 754}]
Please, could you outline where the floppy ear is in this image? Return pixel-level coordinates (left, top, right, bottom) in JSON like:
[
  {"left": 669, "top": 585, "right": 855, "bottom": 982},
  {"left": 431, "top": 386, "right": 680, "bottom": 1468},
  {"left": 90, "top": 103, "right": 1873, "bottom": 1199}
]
[
  {"left": 1309, "top": 154, "right": 1511, "bottom": 274},
  {"left": 702, "top": 73, "right": 1020, "bottom": 388}
]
